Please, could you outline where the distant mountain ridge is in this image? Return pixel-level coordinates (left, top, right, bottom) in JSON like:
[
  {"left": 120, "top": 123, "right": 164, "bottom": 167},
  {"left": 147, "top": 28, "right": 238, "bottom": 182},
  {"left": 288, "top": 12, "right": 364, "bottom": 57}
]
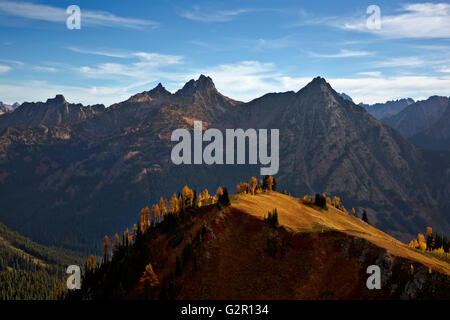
[
  {"left": 382, "top": 96, "right": 449, "bottom": 138},
  {"left": 359, "top": 98, "right": 415, "bottom": 120},
  {"left": 0, "top": 75, "right": 448, "bottom": 251},
  {"left": 0, "top": 95, "right": 104, "bottom": 130}
]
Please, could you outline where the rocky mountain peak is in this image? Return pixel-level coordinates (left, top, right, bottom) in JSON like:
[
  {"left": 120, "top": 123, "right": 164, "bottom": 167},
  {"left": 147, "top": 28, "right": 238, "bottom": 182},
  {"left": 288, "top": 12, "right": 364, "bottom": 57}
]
[
  {"left": 149, "top": 83, "right": 171, "bottom": 96},
  {"left": 298, "top": 76, "right": 334, "bottom": 95},
  {"left": 310, "top": 76, "right": 328, "bottom": 85},
  {"left": 46, "top": 94, "right": 67, "bottom": 105},
  {"left": 175, "top": 74, "right": 217, "bottom": 97},
  {"left": 125, "top": 83, "right": 172, "bottom": 103}
]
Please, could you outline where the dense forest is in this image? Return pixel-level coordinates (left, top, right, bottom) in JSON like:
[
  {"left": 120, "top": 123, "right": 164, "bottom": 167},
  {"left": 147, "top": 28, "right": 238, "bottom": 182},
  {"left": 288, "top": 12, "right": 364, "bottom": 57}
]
[{"left": 0, "top": 222, "right": 83, "bottom": 300}]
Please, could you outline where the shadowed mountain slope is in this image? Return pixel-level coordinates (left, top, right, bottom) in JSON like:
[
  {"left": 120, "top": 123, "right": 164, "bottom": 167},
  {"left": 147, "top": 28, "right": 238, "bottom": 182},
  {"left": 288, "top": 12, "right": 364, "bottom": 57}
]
[
  {"left": 383, "top": 96, "right": 449, "bottom": 138},
  {"left": 410, "top": 105, "right": 450, "bottom": 150}
]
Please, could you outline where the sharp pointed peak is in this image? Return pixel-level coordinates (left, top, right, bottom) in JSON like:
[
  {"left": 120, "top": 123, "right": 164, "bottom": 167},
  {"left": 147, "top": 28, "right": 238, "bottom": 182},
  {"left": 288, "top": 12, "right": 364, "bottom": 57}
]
[
  {"left": 149, "top": 82, "right": 171, "bottom": 95},
  {"left": 309, "top": 76, "right": 329, "bottom": 86},
  {"left": 297, "top": 76, "right": 333, "bottom": 94},
  {"left": 125, "top": 82, "right": 173, "bottom": 103}
]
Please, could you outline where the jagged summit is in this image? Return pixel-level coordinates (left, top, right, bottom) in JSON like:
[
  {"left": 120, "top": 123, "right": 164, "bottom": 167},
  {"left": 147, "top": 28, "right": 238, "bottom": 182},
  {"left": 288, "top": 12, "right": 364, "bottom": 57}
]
[
  {"left": 119, "top": 75, "right": 240, "bottom": 111},
  {"left": 175, "top": 74, "right": 216, "bottom": 97}
]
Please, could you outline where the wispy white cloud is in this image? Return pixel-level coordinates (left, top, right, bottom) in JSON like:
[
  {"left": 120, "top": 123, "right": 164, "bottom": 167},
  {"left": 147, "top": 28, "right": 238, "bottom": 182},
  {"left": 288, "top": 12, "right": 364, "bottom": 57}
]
[
  {"left": 358, "top": 71, "right": 382, "bottom": 77},
  {"left": 77, "top": 60, "right": 177, "bottom": 79},
  {"left": 2, "top": 61, "right": 450, "bottom": 106},
  {"left": 372, "top": 57, "right": 425, "bottom": 68},
  {"left": 0, "top": 80, "right": 156, "bottom": 106},
  {"left": 327, "top": 76, "right": 450, "bottom": 104},
  {"left": 437, "top": 66, "right": 450, "bottom": 73},
  {"left": 0, "top": 60, "right": 23, "bottom": 69},
  {"left": 187, "top": 61, "right": 450, "bottom": 104},
  {"left": 0, "top": 0, "right": 158, "bottom": 29},
  {"left": 188, "top": 40, "right": 212, "bottom": 48},
  {"left": 68, "top": 47, "right": 184, "bottom": 65},
  {"left": 309, "top": 49, "right": 373, "bottom": 58},
  {"left": 337, "top": 3, "right": 450, "bottom": 39},
  {"left": 33, "top": 66, "right": 57, "bottom": 72},
  {"left": 194, "top": 61, "right": 289, "bottom": 101},
  {"left": 66, "top": 47, "right": 131, "bottom": 58},
  {"left": 68, "top": 47, "right": 184, "bottom": 80},
  {"left": 239, "top": 36, "right": 295, "bottom": 50},
  {"left": 0, "top": 65, "right": 11, "bottom": 73},
  {"left": 180, "top": 6, "right": 250, "bottom": 22}
]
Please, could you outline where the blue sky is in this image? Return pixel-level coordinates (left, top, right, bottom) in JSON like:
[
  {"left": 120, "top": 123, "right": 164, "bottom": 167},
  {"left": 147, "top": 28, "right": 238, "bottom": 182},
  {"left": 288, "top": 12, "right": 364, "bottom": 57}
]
[{"left": 0, "top": 0, "right": 449, "bottom": 105}]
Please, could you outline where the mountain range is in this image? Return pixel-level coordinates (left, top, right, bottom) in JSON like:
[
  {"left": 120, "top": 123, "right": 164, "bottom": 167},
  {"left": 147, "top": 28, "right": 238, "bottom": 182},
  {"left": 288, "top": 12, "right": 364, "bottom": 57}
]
[
  {"left": 0, "top": 76, "right": 448, "bottom": 251},
  {"left": 359, "top": 98, "right": 415, "bottom": 120},
  {"left": 382, "top": 96, "right": 450, "bottom": 138}
]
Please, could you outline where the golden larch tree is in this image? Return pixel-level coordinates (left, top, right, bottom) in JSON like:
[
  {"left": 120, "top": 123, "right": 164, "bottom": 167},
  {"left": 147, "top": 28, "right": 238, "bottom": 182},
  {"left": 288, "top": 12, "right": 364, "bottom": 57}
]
[
  {"left": 131, "top": 224, "right": 138, "bottom": 242},
  {"left": 202, "top": 189, "right": 210, "bottom": 205},
  {"left": 87, "top": 254, "right": 96, "bottom": 272},
  {"left": 169, "top": 193, "right": 178, "bottom": 215},
  {"left": 151, "top": 204, "right": 161, "bottom": 225},
  {"left": 103, "top": 235, "right": 110, "bottom": 263},
  {"left": 140, "top": 206, "right": 150, "bottom": 232},
  {"left": 159, "top": 197, "right": 168, "bottom": 217},
  {"left": 198, "top": 193, "right": 203, "bottom": 208},
  {"left": 216, "top": 186, "right": 223, "bottom": 198},
  {"left": 182, "top": 185, "right": 194, "bottom": 207}
]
